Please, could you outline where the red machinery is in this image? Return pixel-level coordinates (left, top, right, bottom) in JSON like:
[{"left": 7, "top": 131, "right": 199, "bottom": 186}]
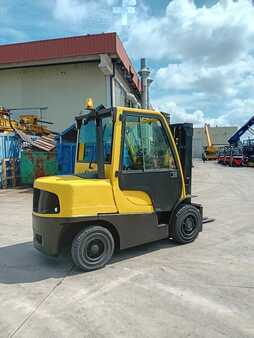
[
  {"left": 230, "top": 147, "right": 247, "bottom": 167},
  {"left": 217, "top": 148, "right": 225, "bottom": 164},
  {"left": 223, "top": 147, "right": 231, "bottom": 165},
  {"left": 218, "top": 146, "right": 247, "bottom": 167}
]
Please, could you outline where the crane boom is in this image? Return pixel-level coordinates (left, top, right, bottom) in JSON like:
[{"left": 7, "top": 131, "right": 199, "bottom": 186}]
[
  {"left": 228, "top": 115, "right": 254, "bottom": 145},
  {"left": 204, "top": 123, "right": 212, "bottom": 148},
  {"left": 203, "top": 124, "right": 218, "bottom": 160}
]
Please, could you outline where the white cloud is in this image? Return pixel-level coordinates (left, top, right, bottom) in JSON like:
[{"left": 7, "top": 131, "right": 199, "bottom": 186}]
[
  {"left": 0, "top": 3, "right": 28, "bottom": 43},
  {"left": 151, "top": 93, "right": 254, "bottom": 128},
  {"left": 124, "top": 0, "right": 254, "bottom": 66},
  {"left": 126, "top": 0, "right": 254, "bottom": 128},
  {"left": 0, "top": 28, "right": 28, "bottom": 42},
  {"left": 223, "top": 98, "right": 254, "bottom": 124},
  {"left": 151, "top": 51, "right": 254, "bottom": 126},
  {"left": 53, "top": 0, "right": 91, "bottom": 22},
  {"left": 154, "top": 55, "right": 254, "bottom": 96},
  {"left": 53, "top": 0, "right": 118, "bottom": 25},
  {"left": 152, "top": 98, "right": 229, "bottom": 127}
]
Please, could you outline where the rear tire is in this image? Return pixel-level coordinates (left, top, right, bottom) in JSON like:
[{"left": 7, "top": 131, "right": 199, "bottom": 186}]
[
  {"left": 71, "top": 226, "right": 115, "bottom": 271},
  {"left": 171, "top": 204, "right": 201, "bottom": 244}
]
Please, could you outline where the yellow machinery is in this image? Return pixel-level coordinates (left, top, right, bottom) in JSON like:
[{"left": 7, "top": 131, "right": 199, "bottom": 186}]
[
  {"left": 18, "top": 115, "right": 51, "bottom": 136},
  {"left": 0, "top": 106, "right": 51, "bottom": 135},
  {"left": 0, "top": 107, "right": 18, "bottom": 132},
  {"left": 32, "top": 100, "right": 203, "bottom": 271},
  {"left": 204, "top": 123, "right": 218, "bottom": 160}
]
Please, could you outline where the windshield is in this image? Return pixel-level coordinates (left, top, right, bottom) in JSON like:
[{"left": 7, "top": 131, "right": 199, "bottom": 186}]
[{"left": 77, "top": 116, "right": 113, "bottom": 164}]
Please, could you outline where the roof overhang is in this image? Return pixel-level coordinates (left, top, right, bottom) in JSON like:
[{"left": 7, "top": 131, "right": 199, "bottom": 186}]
[
  {"left": 0, "top": 32, "right": 141, "bottom": 93},
  {"left": 0, "top": 54, "right": 113, "bottom": 70}
]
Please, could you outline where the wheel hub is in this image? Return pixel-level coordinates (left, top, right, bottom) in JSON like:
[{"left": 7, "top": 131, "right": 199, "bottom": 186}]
[
  {"left": 90, "top": 244, "right": 100, "bottom": 256},
  {"left": 87, "top": 239, "right": 105, "bottom": 259},
  {"left": 184, "top": 217, "right": 195, "bottom": 234}
]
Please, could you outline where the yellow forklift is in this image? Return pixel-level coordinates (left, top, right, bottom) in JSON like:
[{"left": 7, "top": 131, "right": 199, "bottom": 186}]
[{"left": 33, "top": 101, "right": 203, "bottom": 271}]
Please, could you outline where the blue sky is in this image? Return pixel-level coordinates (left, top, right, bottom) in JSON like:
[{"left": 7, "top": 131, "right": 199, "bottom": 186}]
[{"left": 1, "top": 0, "right": 254, "bottom": 127}]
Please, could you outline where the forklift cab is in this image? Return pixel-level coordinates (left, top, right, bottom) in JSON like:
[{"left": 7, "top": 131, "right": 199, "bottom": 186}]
[{"left": 33, "top": 103, "right": 203, "bottom": 271}]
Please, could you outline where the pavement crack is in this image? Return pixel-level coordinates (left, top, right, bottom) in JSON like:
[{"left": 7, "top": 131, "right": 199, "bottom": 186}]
[
  {"left": 9, "top": 264, "right": 74, "bottom": 338},
  {"left": 206, "top": 283, "right": 254, "bottom": 290}
]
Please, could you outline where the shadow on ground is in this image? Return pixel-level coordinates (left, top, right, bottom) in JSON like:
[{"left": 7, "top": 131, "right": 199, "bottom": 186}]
[
  {"left": 0, "top": 239, "right": 178, "bottom": 284},
  {"left": 17, "top": 188, "right": 33, "bottom": 193},
  {"left": 0, "top": 187, "right": 33, "bottom": 194}
]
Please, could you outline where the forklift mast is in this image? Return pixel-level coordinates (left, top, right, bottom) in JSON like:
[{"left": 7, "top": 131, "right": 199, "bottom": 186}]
[{"left": 170, "top": 123, "right": 193, "bottom": 196}]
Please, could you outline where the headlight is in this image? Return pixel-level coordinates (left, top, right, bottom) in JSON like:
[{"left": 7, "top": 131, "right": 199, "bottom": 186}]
[{"left": 33, "top": 188, "right": 60, "bottom": 214}]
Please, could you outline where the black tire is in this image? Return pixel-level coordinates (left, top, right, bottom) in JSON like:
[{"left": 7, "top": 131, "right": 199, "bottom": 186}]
[
  {"left": 71, "top": 226, "right": 115, "bottom": 271},
  {"left": 171, "top": 204, "right": 201, "bottom": 244}
]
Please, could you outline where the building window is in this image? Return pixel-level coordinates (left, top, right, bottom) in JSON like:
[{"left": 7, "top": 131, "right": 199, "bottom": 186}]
[{"left": 115, "top": 80, "right": 127, "bottom": 107}]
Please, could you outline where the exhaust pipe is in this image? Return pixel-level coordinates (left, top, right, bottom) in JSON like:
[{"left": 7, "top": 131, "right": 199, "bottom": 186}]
[{"left": 139, "top": 58, "right": 152, "bottom": 109}]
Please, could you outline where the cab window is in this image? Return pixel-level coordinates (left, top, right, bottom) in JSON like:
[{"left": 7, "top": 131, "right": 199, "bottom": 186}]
[
  {"left": 122, "top": 115, "right": 176, "bottom": 171},
  {"left": 77, "top": 116, "right": 113, "bottom": 163}
]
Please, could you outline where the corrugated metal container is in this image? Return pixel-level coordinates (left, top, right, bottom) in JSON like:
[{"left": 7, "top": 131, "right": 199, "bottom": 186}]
[
  {"left": 57, "top": 143, "right": 76, "bottom": 175},
  {"left": 20, "top": 150, "right": 58, "bottom": 185},
  {"left": 0, "top": 133, "right": 20, "bottom": 159}
]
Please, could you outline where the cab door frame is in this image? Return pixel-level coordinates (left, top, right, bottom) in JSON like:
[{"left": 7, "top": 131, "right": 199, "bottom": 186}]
[{"left": 117, "top": 110, "right": 184, "bottom": 214}]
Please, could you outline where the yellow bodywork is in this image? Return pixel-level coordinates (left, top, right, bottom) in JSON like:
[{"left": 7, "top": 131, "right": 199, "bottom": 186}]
[
  {"left": 34, "top": 175, "right": 117, "bottom": 218},
  {"left": 34, "top": 107, "right": 186, "bottom": 218}
]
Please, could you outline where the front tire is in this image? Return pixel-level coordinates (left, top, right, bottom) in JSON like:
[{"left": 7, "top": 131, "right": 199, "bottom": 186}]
[
  {"left": 71, "top": 226, "right": 115, "bottom": 271},
  {"left": 171, "top": 204, "right": 201, "bottom": 244}
]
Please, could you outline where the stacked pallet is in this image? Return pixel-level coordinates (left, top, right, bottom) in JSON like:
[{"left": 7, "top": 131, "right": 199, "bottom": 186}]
[
  {"left": 0, "top": 158, "right": 19, "bottom": 189},
  {"left": 0, "top": 134, "right": 20, "bottom": 189}
]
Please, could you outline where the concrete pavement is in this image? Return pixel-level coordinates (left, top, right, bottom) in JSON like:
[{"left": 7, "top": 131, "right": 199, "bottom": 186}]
[{"left": 0, "top": 160, "right": 254, "bottom": 337}]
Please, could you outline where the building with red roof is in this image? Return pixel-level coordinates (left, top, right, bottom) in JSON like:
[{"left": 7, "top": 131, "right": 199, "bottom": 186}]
[{"left": 0, "top": 32, "right": 141, "bottom": 130}]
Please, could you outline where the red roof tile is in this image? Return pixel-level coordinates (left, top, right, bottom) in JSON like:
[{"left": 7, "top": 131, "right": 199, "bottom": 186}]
[{"left": 0, "top": 32, "right": 141, "bottom": 92}]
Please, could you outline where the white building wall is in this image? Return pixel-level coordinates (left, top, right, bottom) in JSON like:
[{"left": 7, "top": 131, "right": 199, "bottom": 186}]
[
  {"left": 192, "top": 128, "right": 204, "bottom": 158},
  {"left": 0, "top": 62, "right": 107, "bottom": 131},
  {"left": 193, "top": 126, "right": 238, "bottom": 158}
]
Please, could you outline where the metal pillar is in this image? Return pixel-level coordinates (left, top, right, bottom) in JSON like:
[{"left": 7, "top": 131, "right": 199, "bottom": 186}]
[{"left": 138, "top": 58, "right": 151, "bottom": 109}]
